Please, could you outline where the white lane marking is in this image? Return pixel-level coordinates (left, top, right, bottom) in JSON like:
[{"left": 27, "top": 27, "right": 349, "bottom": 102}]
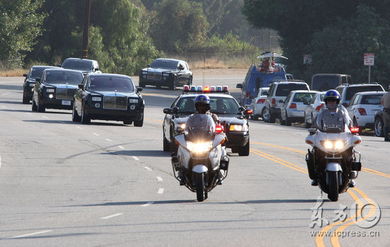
[
  {"left": 144, "top": 166, "right": 152, "bottom": 172},
  {"left": 105, "top": 138, "right": 113, "bottom": 142},
  {"left": 42, "top": 116, "right": 49, "bottom": 119},
  {"left": 100, "top": 213, "right": 123, "bottom": 220},
  {"left": 10, "top": 230, "right": 53, "bottom": 239},
  {"left": 141, "top": 202, "right": 154, "bottom": 207},
  {"left": 156, "top": 176, "right": 163, "bottom": 182},
  {"left": 157, "top": 188, "right": 164, "bottom": 194},
  {"left": 93, "top": 132, "right": 100, "bottom": 137},
  {"left": 132, "top": 156, "right": 139, "bottom": 161},
  {"left": 118, "top": 145, "right": 125, "bottom": 150}
]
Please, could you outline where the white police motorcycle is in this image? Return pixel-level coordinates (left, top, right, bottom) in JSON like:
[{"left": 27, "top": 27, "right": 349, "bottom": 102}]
[
  {"left": 172, "top": 114, "right": 229, "bottom": 202},
  {"left": 305, "top": 123, "right": 362, "bottom": 201}
]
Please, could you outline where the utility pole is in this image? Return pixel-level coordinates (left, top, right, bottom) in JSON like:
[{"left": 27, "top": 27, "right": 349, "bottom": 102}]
[{"left": 82, "top": 0, "right": 92, "bottom": 58}]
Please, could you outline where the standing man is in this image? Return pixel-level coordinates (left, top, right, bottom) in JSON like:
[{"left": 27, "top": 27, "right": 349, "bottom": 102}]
[{"left": 381, "top": 85, "right": 390, "bottom": 142}]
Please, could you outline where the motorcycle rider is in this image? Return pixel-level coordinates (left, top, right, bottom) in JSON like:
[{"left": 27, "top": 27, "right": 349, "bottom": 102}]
[
  {"left": 381, "top": 86, "right": 390, "bottom": 142},
  {"left": 306, "top": 89, "right": 355, "bottom": 186},
  {"left": 173, "top": 94, "right": 229, "bottom": 185}
]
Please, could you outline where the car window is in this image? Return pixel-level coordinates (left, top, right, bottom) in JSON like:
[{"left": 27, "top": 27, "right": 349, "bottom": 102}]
[
  {"left": 88, "top": 76, "right": 134, "bottom": 92},
  {"left": 292, "top": 92, "right": 316, "bottom": 103},
  {"left": 268, "top": 84, "right": 276, "bottom": 96},
  {"left": 150, "top": 60, "right": 179, "bottom": 70},
  {"left": 319, "top": 93, "right": 325, "bottom": 101},
  {"left": 350, "top": 95, "right": 358, "bottom": 105},
  {"left": 312, "top": 75, "right": 340, "bottom": 91},
  {"left": 260, "top": 89, "right": 269, "bottom": 96},
  {"left": 275, "top": 84, "right": 309, "bottom": 96},
  {"left": 45, "top": 71, "right": 83, "bottom": 85},
  {"left": 30, "top": 67, "right": 48, "bottom": 79},
  {"left": 176, "top": 96, "right": 240, "bottom": 114},
  {"left": 62, "top": 59, "right": 93, "bottom": 71},
  {"left": 345, "top": 86, "right": 384, "bottom": 101},
  {"left": 361, "top": 94, "right": 383, "bottom": 105}
]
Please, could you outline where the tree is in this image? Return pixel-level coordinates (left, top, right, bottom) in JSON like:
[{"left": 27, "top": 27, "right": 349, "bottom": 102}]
[{"left": 0, "top": 0, "right": 45, "bottom": 68}]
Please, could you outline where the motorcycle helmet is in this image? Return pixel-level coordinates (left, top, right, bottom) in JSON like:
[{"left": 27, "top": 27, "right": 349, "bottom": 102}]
[
  {"left": 194, "top": 94, "right": 210, "bottom": 113},
  {"left": 324, "top": 90, "right": 340, "bottom": 104}
]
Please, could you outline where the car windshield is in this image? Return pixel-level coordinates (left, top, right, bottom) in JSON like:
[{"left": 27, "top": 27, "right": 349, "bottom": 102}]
[
  {"left": 30, "top": 67, "right": 49, "bottom": 79},
  {"left": 292, "top": 92, "right": 316, "bottom": 103},
  {"left": 62, "top": 59, "right": 93, "bottom": 71},
  {"left": 88, "top": 76, "right": 134, "bottom": 92},
  {"left": 150, "top": 60, "right": 178, "bottom": 70},
  {"left": 312, "top": 75, "right": 340, "bottom": 91},
  {"left": 275, "top": 84, "right": 308, "bottom": 96},
  {"left": 45, "top": 71, "right": 83, "bottom": 85},
  {"left": 345, "top": 86, "right": 384, "bottom": 101},
  {"left": 360, "top": 94, "right": 384, "bottom": 105},
  {"left": 176, "top": 96, "right": 240, "bottom": 115}
]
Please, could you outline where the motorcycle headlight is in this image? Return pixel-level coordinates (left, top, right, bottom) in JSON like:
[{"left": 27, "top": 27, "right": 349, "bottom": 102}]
[
  {"left": 92, "top": 96, "right": 102, "bottom": 102},
  {"left": 334, "top": 140, "right": 345, "bottom": 150},
  {"left": 129, "top": 98, "right": 139, "bottom": 104},
  {"left": 321, "top": 140, "right": 345, "bottom": 151},
  {"left": 229, "top": 124, "right": 247, "bottom": 132},
  {"left": 323, "top": 140, "right": 333, "bottom": 150},
  {"left": 46, "top": 88, "right": 55, "bottom": 93},
  {"left": 187, "top": 141, "right": 212, "bottom": 154}
]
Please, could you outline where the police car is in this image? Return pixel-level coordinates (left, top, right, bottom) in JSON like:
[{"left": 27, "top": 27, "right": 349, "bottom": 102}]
[{"left": 163, "top": 85, "right": 252, "bottom": 156}]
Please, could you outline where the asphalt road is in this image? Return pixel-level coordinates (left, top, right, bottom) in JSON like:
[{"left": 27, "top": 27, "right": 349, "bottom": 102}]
[{"left": 0, "top": 74, "right": 389, "bottom": 247}]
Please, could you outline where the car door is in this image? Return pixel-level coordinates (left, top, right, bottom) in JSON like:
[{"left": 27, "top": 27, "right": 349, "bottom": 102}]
[{"left": 348, "top": 94, "right": 360, "bottom": 119}]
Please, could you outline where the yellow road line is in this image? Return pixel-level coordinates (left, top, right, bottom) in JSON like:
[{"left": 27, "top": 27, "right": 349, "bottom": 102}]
[{"left": 252, "top": 141, "right": 390, "bottom": 179}]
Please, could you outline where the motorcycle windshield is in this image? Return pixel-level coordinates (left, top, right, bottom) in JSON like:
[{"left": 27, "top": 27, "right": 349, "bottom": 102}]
[
  {"left": 185, "top": 114, "right": 215, "bottom": 141},
  {"left": 321, "top": 120, "right": 345, "bottom": 133}
]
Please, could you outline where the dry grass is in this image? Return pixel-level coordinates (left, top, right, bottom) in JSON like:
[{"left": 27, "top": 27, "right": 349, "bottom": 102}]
[{"left": 0, "top": 69, "right": 27, "bottom": 77}]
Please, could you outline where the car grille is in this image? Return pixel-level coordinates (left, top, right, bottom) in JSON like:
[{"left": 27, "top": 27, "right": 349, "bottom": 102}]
[
  {"left": 103, "top": 96, "right": 128, "bottom": 110},
  {"left": 147, "top": 72, "right": 162, "bottom": 80},
  {"left": 56, "top": 88, "right": 76, "bottom": 100}
]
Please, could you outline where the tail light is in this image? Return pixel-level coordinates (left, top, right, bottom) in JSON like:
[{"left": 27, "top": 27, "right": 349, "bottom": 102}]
[
  {"left": 257, "top": 98, "right": 266, "bottom": 104},
  {"left": 350, "top": 127, "right": 360, "bottom": 134},
  {"left": 271, "top": 98, "right": 276, "bottom": 106},
  {"left": 358, "top": 108, "right": 367, "bottom": 115},
  {"left": 245, "top": 109, "right": 253, "bottom": 115},
  {"left": 315, "top": 103, "right": 324, "bottom": 112},
  {"left": 215, "top": 124, "right": 224, "bottom": 134},
  {"left": 289, "top": 103, "right": 297, "bottom": 109}
]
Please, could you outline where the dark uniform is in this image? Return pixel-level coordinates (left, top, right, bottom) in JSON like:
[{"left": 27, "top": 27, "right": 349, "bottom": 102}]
[{"left": 381, "top": 90, "right": 390, "bottom": 141}]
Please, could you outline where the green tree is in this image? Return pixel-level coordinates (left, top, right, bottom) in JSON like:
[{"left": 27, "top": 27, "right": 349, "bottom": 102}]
[{"left": 0, "top": 0, "right": 45, "bottom": 69}]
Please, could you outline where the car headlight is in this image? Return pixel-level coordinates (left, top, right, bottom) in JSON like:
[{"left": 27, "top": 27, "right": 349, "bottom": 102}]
[
  {"left": 48, "top": 94, "right": 54, "bottom": 99},
  {"left": 92, "top": 96, "right": 102, "bottom": 102},
  {"left": 176, "top": 123, "right": 186, "bottom": 132},
  {"left": 229, "top": 124, "right": 247, "bottom": 132},
  {"left": 129, "top": 98, "right": 139, "bottom": 104},
  {"left": 187, "top": 141, "right": 212, "bottom": 154},
  {"left": 46, "top": 88, "right": 55, "bottom": 93}
]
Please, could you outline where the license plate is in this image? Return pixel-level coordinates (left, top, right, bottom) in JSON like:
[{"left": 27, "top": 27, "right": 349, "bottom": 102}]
[{"left": 62, "top": 100, "right": 71, "bottom": 106}]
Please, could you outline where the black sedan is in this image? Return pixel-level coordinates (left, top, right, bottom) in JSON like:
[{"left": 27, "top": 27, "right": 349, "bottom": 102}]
[
  {"left": 73, "top": 73, "right": 144, "bottom": 126},
  {"left": 32, "top": 69, "right": 84, "bottom": 112},
  {"left": 61, "top": 57, "right": 101, "bottom": 74},
  {"left": 139, "top": 58, "right": 192, "bottom": 90},
  {"left": 23, "top": 66, "right": 55, "bottom": 104},
  {"left": 163, "top": 92, "right": 251, "bottom": 156}
]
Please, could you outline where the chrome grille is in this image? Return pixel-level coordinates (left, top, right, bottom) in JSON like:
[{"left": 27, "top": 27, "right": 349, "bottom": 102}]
[
  {"left": 103, "top": 96, "right": 127, "bottom": 110},
  {"left": 55, "top": 88, "right": 76, "bottom": 100},
  {"left": 147, "top": 72, "right": 162, "bottom": 80}
]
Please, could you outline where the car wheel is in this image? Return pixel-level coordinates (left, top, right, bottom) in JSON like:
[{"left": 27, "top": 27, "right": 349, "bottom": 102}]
[
  {"left": 163, "top": 134, "right": 171, "bottom": 152},
  {"left": 238, "top": 140, "right": 250, "bottom": 156},
  {"left": 262, "top": 107, "right": 270, "bottom": 122},
  {"left": 252, "top": 114, "right": 259, "bottom": 120},
  {"left": 22, "top": 91, "right": 29, "bottom": 104},
  {"left": 134, "top": 115, "right": 144, "bottom": 127},
  {"left": 285, "top": 113, "right": 292, "bottom": 126},
  {"left": 37, "top": 99, "right": 45, "bottom": 113},
  {"left": 72, "top": 104, "right": 81, "bottom": 122},
  {"left": 81, "top": 106, "right": 91, "bottom": 124},
  {"left": 374, "top": 117, "right": 384, "bottom": 137},
  {"left": 32, "top": 100, "right": 38, "bottom": 112}
]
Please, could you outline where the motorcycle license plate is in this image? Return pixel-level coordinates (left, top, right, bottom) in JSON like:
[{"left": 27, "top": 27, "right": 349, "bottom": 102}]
[{"left": 62, "top": 100, "right": 71, "bottom": 106}]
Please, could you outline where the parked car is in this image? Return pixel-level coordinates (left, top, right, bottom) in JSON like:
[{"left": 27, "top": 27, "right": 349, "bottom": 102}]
[
  {"left": 251, "top": 87, "right": 269, "bottom": 120},
  {"left": 303, "top": 91, "right": 325, "bottom": 128},
  {"left": 32, "top": 68, "right": 84, "bottom": 112},
  {"left": 163, "top": 85, "right": 251, "bottom": 156},
  {"left": 311, "top": 73, "right": 351, "bottom": 91},
  {"left": 73, "top": 73, "right": 144, "bottom": 126},
  {"left": 374, "top": 110, "right": 385, "bottom": 137},
  {"left": 139, "top": 58, "right": 192, "bottom": 90},
  {"left": 336, "top": 83, "right": 385, "bottom": 107},
  {"left": 262, "top": 81, "right": 310, "bottom": 123},
  {"left": 22, "top": 65, "right": 55, "bottom": 104},
  {"left": 280, "top": 90, "right": 318, "bottom": 126},
  {"left": 347, "top": 92, "right": 385, "bottom": 133},
  {"left": 61, "top": 57, "right": 100, "bottom": 74}
]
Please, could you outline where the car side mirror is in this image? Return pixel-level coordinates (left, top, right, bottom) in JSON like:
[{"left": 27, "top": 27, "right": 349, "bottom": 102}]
[
  {"left": 23, "top": 73, "right": 28, "bottom": 77},
  {"left": 163, "top": 108, "right": 173, "bottom": 114},
  {"left": 136, "top": 86, "right": 143, "bottom": 93},
  {"left": 147, "top": 64, "right": 151, "bottom": 68},
  {"left": 236, "top": 83, "right": 243, "bottom": 89},
  {"left": 78, "top": 84, "right": 84, "bottom": 90},
  {"left": 178, "top": 64, "right": 184, "bottom": 71},
  {"left": 308, "top": 128, "right": 317, "bottom": 135}
]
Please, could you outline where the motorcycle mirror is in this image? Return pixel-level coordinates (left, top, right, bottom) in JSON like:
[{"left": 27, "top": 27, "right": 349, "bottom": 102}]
[{"left": 308, "top": 128, "right": 316, "bottom": 135}]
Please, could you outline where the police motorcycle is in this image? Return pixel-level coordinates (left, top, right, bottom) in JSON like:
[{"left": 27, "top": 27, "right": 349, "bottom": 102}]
[
  {"left": 305, "top": 121, "right": 362, "bottom": 201},
  {"left": 172, "top": 114, "right": 229, "bottom": 202}
]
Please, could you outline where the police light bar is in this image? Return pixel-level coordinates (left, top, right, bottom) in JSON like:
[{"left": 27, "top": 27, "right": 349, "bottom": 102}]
[{"left": 182, "top": 85, "right": 229, "bottom": 93}]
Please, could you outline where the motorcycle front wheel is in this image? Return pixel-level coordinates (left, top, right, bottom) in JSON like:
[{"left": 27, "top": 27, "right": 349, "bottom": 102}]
[
  {"left": 327, "top": 171, "right": 339, "bottom": 201},
  {"left": 195, "top": 173, "right": 205, "bottom": 202}
]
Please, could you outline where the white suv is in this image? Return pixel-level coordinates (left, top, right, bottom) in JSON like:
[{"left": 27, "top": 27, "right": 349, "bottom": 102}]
[
  {"left": 262, "top": 81, "right": 310, "bottom": 123},
  {"left": 335, "top": 83, "right": 384, "bottom": 107}
]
